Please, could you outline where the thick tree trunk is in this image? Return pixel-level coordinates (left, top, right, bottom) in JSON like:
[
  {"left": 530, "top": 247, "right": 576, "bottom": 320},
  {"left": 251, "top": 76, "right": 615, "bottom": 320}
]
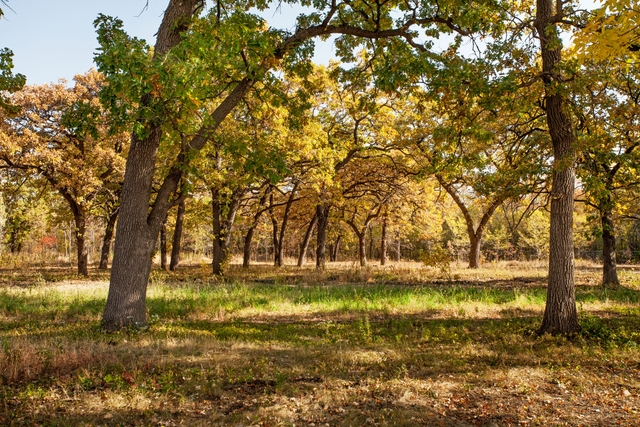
[
  {"left": 468, "top": 234, "right": 481, "bottom": 269},
  {"left": 316, "top": 204, "right": 330, "bottom": 269},
  {"left": 160, "top": 217, "right": 168, "bottom": 270},
  {"left": 380, "top": 216, "right": 388, "bottom": 266},
  {"left": 297, "top": 213, "right": 317, "bottom": 267},
  {"left": 99, "top": 209, "right": 118, "bottom": 270},
  {"left": 358, "top": 232, "right": 367, "bottom": 267},
  {"left": 601, "top": 206, "right": 620, "bottom": 287},
  {"left": 536, "top": 0, "right": 580, "bottom": 335},
  {"left": 102, "top": 0, "right": 206, "bottom": 330},
  {"left": 74, "top": 211, "right": 89, "bottom": 276},
  {"left": 169, "top": 200, "right": 185, "bottom": 271}
]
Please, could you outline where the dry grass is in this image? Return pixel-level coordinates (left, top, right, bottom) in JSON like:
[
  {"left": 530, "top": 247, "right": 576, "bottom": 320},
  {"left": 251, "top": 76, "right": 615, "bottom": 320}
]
[{"left": 0, "top": 261, "right": 640, "bottom": 426}]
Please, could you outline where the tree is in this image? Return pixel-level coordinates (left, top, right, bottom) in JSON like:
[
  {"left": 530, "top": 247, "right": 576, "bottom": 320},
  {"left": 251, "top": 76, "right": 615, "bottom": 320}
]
[
  {"left": 98, "top": 0, "right": 504, "bottom": 328},
  {"left": 575, "top": 60, "right": 640, "bottom": 287},
  {"left": 0, "top": 71, "right": 128, "bottom": 276},
  {"left": 535, "top": 0, "right": 581, "bottom": 335}
]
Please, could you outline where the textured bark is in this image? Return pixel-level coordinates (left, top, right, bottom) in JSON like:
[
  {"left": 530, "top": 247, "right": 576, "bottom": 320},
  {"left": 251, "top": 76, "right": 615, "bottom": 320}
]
[
  {"left": 316, "top": 204, "right": 330, "bottom": 269},
  {"left": 536, "top": 0, "right": 580, "bottom": 335},
  {"left": 169, "top": 200, "right": 185, "bottom": 271},
  {"left": 102, "top": 0, "right": 204, "bottom": 330},
  {"left": 99, "top": 209, "right": 118, "bottom": 270},
  {"left": 601, "top": 206, "right": 620, "bottom": 287},
  {"left": 160, "top": 217, "right": 168, "bottom": 270},
  {"left": 297, "top": 213, "right": 317, "bottom": 267}
]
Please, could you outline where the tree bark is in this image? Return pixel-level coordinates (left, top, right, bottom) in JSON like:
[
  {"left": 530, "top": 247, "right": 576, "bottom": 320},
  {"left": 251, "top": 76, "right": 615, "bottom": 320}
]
[
  {"left": 275, "top": 182, "right": 299, "bottom": 267},
  {"left": 535, "top": 0, "right": 580, "bottom": 335},
  {"left": 316, "top": 204, "right": 330, "bottom": 269},
  {"left": 212, "top": 187, "right": 243, "bottom": 275},
  {"left": 468, "top": 234, "right": 481, "bottom": 270},
  {"left": 297, "top": 213, "right": 317, "bottom": 267},
  {"left": 358, "top": 231, "right": 367, "bottom": 267},
  {"left": 601, "top": 206, "right": 620, "bottom": 287},
  {"left": 160, "top": 216, "right": 168, "bottom": 270},
  {"left": 169, "top": 200, "right": 185, "bottom": 271},
  {"left": 74, "top": 210, "right": 89, "bottom": 276},
  {"left": 330, "top": 235, "right": 341, "bottom": 262},
  {"left": 242, "top": 185, "right": 271, "bottom": 268},
  {"left": 380, "top": 215, "right": 388, "bottom": 266},
  {"left": 99, "top": 208, "right": 118, "bottom": 270},
  {"left": 102, "top": 0, "right": 205, "bottom": 330}
]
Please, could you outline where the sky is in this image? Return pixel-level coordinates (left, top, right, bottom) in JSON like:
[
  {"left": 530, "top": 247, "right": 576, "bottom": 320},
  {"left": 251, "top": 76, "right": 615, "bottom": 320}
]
[
  {"left": 0, "top": 1, "right": 599, "bottom": 86},
  {"left": 0, "top": 0, "right": 334, "bottom": 85}
]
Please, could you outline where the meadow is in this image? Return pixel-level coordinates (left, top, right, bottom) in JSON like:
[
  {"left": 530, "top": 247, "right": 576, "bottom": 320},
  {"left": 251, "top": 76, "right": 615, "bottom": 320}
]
[{"left": 1, "top": 260, "right": 639, "bottom": 426}]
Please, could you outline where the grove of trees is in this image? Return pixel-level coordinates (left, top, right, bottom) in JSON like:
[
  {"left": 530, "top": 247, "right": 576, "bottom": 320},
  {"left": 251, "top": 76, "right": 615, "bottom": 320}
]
[{"left": 2, "top": 0, "right": 640, "bottom": 335}]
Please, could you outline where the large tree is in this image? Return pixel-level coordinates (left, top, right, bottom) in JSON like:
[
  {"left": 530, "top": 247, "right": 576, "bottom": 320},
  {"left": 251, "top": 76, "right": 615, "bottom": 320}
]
[{"left": 99, "top": 0, "right": 499, "bottom": 328}]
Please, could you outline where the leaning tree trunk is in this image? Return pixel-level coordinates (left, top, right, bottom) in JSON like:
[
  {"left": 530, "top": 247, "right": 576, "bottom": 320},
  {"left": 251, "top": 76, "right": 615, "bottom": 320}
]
[
  {"left": 297, "top": 213, "right": 317, "bottom": 267},
  {"left": 536, "top": 0, "right": 580, "bottom": 335},
  {"left": 275, "top": 182, "right": 299, "bottom": 267},
  {"left": 74, "top": 210, "right": 89, "bottom": 277},
  {"left": 601, "top": 205, "right": 620, "bottom": 287},
  {"left": 160, "top": 216, "right": 168, "bottom": 270},
  {"left": 99, "top": 209, "right": 118, "bottom": 270},
  {"left": 102, "top": 0, "right": 205, "bottom": 330},
  {"left": 169, "top": 199, "right": 185, "bottom": 271},
  {"left": 316, "top": 204, "right": 330, "bottom": 269}
]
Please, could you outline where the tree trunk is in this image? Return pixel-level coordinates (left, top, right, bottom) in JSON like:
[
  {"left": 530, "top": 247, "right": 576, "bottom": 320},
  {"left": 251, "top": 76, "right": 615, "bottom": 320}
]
[
  {"left": 380, "top": 215, "right": 388, "bottom": 266},
  {"left": 601, "top": 206, "right": 620, "bottom": 287},
  {"left": 99, "top": 209, "right": 118, "bottom": 270},
  {"left": 358, "top": 231, "right": 367, "bottom": 267},
  {"left": 212, "top": 187, "right": 243, "bottom": 275},
  {"left": 468, "top": 234, "right": 481, "bottom": 269},
  {"left": 160, "top": 216, "right": 168, "bottom": 270},
  {"left": 212, "top": 190, "right": 224, "bottom": 275},
  {"left": 270, "top": 195, "right": 280, "bottom": 267},
  {"left": 396, "top": 234, "right": 401, "bottom": 262},
  {"left": 74, "top": 210, "right": 89, "bottom": 276},
  {"left": 275, "top": 182, "right": 299, "bottom": 267},
  {"left": 102, "top": 0, "right": 207, "bottom": 330},
  {"left": 535, "top": 0, "right": 580, "bottom": 335},
  {"left": 242, "top": 185, "right": 271, "bottom": 268},
  {"left": 297, "top": 213, "right": 317, "bottom": 267},
  {"left": 169, "top": 200, "right": 185, "bottom": 271},
  {"left": 316, "top": 204, "right": 330, "bottom": 269},
  {"left": 243, "top": 226, "right": 256, "bottom": 268},
  {"left": 330, "top": 235, "right": 341, "bottom": 262}
]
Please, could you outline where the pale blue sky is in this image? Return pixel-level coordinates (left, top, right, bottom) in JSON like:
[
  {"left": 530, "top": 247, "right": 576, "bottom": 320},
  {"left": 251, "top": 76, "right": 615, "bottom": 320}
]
[
  {"left": 0, "top": 1, "right": 598, "bottom": 86},
  {"left": 0, "top": 0, "right": 331, "bottom": 85}
]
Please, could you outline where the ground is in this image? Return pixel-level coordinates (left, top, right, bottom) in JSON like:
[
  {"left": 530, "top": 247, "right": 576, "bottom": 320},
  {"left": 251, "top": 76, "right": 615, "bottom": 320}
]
[{"left": 1, "top": 260, "right": 639, "bottom": 426}]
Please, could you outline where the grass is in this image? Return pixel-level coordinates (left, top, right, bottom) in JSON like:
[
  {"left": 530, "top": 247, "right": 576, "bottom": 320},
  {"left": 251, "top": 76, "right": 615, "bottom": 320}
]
[{"left": 0, "top": 261, "right": 639, "bottom": 426}]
